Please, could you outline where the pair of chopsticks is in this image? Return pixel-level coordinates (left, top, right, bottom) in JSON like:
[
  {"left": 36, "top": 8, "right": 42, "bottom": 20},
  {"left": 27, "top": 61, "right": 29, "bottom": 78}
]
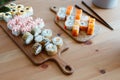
[{"left": 75, "top": 1, "right": 113, "bottom": 30}]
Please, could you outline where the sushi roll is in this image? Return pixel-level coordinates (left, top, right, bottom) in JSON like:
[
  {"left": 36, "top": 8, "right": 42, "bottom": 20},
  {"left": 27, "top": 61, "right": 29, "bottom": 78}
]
[
  {"left": 16, "top": 4, "right": 24, "bottom": 10},
  {"left": 22, "top": 32, "right": 34, "bottom": 45},
  {"left": 0, "top": 12, "right": 3, "bottom": 20},
  {"left": 64, "top": 20, "right": 74, "bottom": 30},
  {"left": 35, "top": 18, "right": 45, "bottom": 29},
  {"left": 12, "top": 25, "right": 21, "bottom": 36},
  {"left": 34, "top": 35, "right": 43, "bottom": 43},
  {"left": 7, "top": 19, "right": 15, "bottom": 30},
  {"left": 40, "top": 37, "right": 51, "bottom": 46},
  {"left": 17, "top": 9, "right": 27, "bottom": 17},
  {"left": 52, "top": 36, "right": 63, "bottom": 48},
  {"left": 32, "top": 43, "right": 42, "bottom": 55},
  {"left": 10, "top": 8, "right": 18, "bottom": 17},
  {"left": 31, "top": 26, "right": 41, "bottom": 36},
  {"left": 56, "top": 7, "right": 66, "bottom": 20},
  {"left": 5, "top": 3, "right": 16, "bottom": 9},
  {"left": 3, "top": 12, "right": 12, "bottom": 22},
  {"left": 72, "top": 24, "right": 80, "bottom": 37},
  {"left": 66, "top": 6, "right": 73, "bottom": 17},
  {"left": 80, "top": 16, "right": 89, "bottom": 31},
  {"left": 21, "top": 26, "right": 32, "bottom": 34},
  {"left": 24, "top": 6, "right": 33, "bottom": 17},
  {"left": 87, "top": 18, "right": 95, "bottom": 35},
  {"left": 66, "top": 15, "right": 74, "bottom": 21},
  {"left": 45, "top": 43, "right": 57, "bottom": 56},
  {"left": 75, "top": 9, "right": 82, "bottom": 21},
  {"left": 41, "top": 29, "right": 52, "bottom": 39}
]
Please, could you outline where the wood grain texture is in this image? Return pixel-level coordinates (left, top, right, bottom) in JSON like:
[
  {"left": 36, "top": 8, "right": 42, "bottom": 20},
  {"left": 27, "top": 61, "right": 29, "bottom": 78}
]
[{"left": 0, "top": 0, "right": 120, "bottom": 80}]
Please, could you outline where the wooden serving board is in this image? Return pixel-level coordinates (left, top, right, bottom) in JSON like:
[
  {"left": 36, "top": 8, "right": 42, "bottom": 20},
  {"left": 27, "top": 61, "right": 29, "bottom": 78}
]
[
  {"left": 0, "top": 21, "right": 73, "bottom": 75},
  {"left": 50, "top": 6, "right": 99, "bottom": 43}
]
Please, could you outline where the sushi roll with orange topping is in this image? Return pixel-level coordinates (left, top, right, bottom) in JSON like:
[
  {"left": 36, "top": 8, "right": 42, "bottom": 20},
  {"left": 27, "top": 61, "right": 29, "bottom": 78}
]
[
  {"left": 75, "top": 9, "right": 82, "bottom": 21},
  {"left": 72, "top": 24, "right": 80, "bottom": 37},
  {"left": 66, "top": 6, "right": 73, "bottom": 16},
  {"left": 80, "top": 16, "right": 90, "bottom": 31},
  {"left": 87, "top": 18, "right": 95, "bottom": 35},
  {"left": 56, "top": 7, "right": 66, "bottom": 20}
]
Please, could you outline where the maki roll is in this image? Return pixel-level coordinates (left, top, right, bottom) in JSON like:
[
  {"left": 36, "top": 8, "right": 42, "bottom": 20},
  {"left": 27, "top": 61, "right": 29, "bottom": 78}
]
[
  {"left": 45, "top": 43, "right": 57, "bottom": 56},
  {"left": 56, "top": 7, "right": 66, "bottom": 20},
  {"left": 64, "top": 20, "right": 74, "bottom": 30},
  {"left": 5, "top": 3, "right": 16, "bottom": 9},
  {"left": 16, "top": 4, "right": 24, "bottom": 10},
  {"left": 80, "top": 16, "right": 89, "bottom": 31},
  {"left": 41, "top": 29, "right": 52, "bottom": 39},
  {"left": 35, "top": 18, "right": 45, "bottom": 29},
  {"left": 10, "top": 8, "right": 18, "bottom": 17},
  {"left": 72, "top": 24, "right": 80, "bottom": 37},
  {"left": 52, "top": 36, "right": 63, "bottom": 48},
  {"left": 0, "top": 12, "right": 3, "bottom": 20},
  {"left": 40, "top": 37, "right": 51, "bottom": 46},
  {"left": 66, "top": 6, "right": 73, "bottom": 17},
  {"left": 87, "top": 18, "right": 95, "bottom": 35},
  {"left": 3, "top": 12, "right": 12, "bottom": 22},
  {"left": 17, "top": 9, "right": 27, "bottom": 17},
  {"left": 34, "top": 35, "right": 43, "bottom": 43},
  {"left": 75, "top": 9, "right": 82, "bottom": 21},
  {"left": 32, "top": 43, "right": 42, "bottom": 55},
  {"left": 24, "top": 6, "right": 33, "bottom": 17},
  {"left": 22, "top": 32, "right": 34, "bottom": 45},
  {"left": 12, "top": 25, "right": 21, "bottom": 36},
  {"left": 31, "top": 26, "right": 41, "bottom": 36}
]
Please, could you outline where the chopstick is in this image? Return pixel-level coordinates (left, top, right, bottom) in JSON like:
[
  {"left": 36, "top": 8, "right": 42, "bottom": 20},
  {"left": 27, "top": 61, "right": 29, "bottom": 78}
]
[{"left": 81, "top": 1, "right": 113, "bottom": 30}]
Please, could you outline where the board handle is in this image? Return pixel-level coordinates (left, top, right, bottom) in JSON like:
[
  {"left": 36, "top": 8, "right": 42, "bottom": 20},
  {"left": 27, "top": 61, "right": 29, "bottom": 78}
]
[
  {"left": 50, "top": 6, "right": 58, "bottom": 13},
  {"left": 51, "top": 55, "right": 74, "bottom": 75}
]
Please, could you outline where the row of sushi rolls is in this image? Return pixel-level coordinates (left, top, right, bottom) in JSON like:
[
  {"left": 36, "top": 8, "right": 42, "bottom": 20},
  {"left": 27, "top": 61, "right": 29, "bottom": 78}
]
[
  {"left": 0, "top": 3, "right": 63, "bottom": 56},
  {"left": 56, "top": 6, "right": 96, "bottom": 36}
]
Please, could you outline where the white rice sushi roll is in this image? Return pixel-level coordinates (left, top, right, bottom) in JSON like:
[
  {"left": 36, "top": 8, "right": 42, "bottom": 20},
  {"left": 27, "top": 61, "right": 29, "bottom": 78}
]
[
  {"left": 24, "top": 6, "right": 33, "bottom": 17},
  {"left": 32, "top": 43, "right": 42, "bottom": 55},
  {"left": 3, "top": 12, "right": 12, "bottom": 22},
  {"left": 16, "top": 4, "right": 24, "bottom": 10},
  {"left": 40, "top": 37, "right": 51, "bottom": 46},
  {"left": 66, "top": 15, "right": 74, "bottom": 21},
  {"left": 10, "top": 8, "right": 18, "bottom": 17},
  {"left": 65, "top": 20, "right": 74, "bottom": 30},
  {"left": 41, "top": 29, "right": 52, "bottom": 39},
  {"left": 45, "top": 43, "right": 57, "bottom": 56},
  {"left": 31, "top": 27, "right": 41, "bottom": 36},
  {"left": 34, "top": 35, "right": 43, "bottom": 43},
  {"left": 22, "top": 32, "right": 33, "bottom": 45},
  {"left": 5, "top": 3, "right": 16, "bottom": 9},
  {"left": 12, "top": 25, "right": 21, "bottom": 36},
  {"left": 17, "top": 9, "right": 27, "bottom": 18},
  {"left": 56, "top": 7, "right": 66, "bottom": 20},
  {"left": 0, "top": 13, "right": 4, "bottom": 20},
  {"left": 52, "top": 36, "right": 63, "bottom": 48},
  {"left": 35, "top": 18, "right": 45, "bottom": 29}
]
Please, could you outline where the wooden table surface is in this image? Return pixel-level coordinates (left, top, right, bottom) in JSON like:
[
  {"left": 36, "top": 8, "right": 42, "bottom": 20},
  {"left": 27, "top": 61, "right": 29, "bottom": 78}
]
[{"left": 0, "top": 0, "right": 120, "bottom": 80}]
